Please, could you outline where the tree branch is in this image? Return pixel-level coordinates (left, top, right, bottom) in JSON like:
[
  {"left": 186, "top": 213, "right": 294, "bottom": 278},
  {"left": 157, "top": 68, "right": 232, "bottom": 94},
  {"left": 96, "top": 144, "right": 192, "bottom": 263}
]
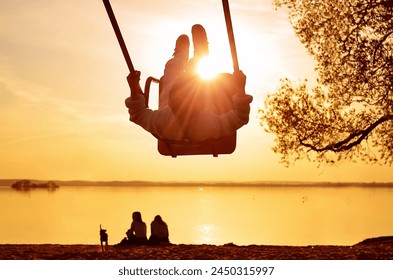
[
  {"left": 299, "top": 114, "right": 393, "bottom": 152},
  {"left": 372, "top": 30, "right": 393, "bottom": 64}
]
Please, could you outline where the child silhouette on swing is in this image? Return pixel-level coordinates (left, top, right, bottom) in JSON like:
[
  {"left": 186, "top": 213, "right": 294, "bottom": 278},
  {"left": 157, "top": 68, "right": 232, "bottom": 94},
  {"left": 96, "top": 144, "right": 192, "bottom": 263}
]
[{"left": 125, "top": 24, "right": 253, "bottom": 143}]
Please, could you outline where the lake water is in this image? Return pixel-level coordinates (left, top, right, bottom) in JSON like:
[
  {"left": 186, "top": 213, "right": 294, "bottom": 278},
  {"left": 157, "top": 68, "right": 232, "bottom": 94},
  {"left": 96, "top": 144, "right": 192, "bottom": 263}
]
[{"left": 1, "top": 184, "right": 392, "bottom": 246}]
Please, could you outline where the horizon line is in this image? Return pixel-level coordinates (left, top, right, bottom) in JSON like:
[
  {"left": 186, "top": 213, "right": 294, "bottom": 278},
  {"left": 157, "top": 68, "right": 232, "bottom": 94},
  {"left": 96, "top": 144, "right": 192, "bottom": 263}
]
[{"left": 1, "top": 179, "right": 393, "bottom": 187}]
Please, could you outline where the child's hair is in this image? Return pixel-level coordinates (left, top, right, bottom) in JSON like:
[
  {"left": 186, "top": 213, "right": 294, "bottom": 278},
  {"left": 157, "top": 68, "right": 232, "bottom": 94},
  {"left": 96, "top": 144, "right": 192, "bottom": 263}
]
[{"left": 132, "top": 211, "right": 143, "bottom": 222}]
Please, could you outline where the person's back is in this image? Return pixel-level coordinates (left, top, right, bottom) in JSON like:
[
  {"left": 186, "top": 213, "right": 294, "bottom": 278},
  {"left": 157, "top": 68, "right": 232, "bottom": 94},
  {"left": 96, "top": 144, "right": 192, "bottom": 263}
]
[
  {"left": 131, "top": 220, "right": 147, "bottom": 239},
  {"left": 127, "top": 211, "right": 147, "bottom": 244},
  {"left": 126, "top": 71, "right": 252, "bottom": 142},
  {"left": 167, "top": 72, "right": 251, "bottom": 142},
  {"left": 149, "top": 215, "right": 169, "bottom": 245},
  {"left": 151, "top": 218, "right": 168, "bottom": 239}
]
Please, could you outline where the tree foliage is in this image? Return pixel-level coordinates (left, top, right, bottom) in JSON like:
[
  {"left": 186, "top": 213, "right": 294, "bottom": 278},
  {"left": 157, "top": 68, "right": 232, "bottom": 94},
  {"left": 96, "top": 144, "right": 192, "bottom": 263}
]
[{"left": 259, "top": 0, "right": 393, "bottom": 165}]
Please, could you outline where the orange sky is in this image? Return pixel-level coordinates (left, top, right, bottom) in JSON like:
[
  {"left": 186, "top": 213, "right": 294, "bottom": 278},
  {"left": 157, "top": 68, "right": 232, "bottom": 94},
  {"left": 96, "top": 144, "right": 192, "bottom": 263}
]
[{"left": 0, "top": 0, "right": 392, "bottom": 182}]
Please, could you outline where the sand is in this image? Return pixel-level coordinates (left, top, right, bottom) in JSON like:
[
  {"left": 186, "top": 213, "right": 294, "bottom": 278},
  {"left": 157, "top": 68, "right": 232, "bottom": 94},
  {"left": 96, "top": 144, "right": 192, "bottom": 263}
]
[{"left": 1, "top": 236, "right": 393, "bottom": 260}]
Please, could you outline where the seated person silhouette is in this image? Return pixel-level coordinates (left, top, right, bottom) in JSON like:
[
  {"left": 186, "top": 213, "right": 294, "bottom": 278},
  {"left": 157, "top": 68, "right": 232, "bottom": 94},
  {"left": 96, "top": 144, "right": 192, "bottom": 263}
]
[
  {"left": 126, "top": 211, "right": 148, "bottom": 245},
  {"left": 149, "top": 215, "right": 170, "bottom": 245},
  {"left": 125, "top": 25, "right": 253, "bottom": 143}
]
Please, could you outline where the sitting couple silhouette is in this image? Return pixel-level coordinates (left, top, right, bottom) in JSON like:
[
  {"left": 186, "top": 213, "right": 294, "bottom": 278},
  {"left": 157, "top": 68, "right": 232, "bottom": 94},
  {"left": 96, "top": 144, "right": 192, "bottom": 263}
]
[{"left": 121, "top": 211, "right": 169, "bottom": 246}]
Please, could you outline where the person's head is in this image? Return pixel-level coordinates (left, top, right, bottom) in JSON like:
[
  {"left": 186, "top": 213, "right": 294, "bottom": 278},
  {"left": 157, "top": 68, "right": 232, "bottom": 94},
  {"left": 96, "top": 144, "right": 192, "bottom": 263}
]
[
  {"left": 154, "top": 215, "right": 167, "bottom": 225},
  {"left": 191, "top": 24, "right": 208, "bottom": 57},
  {"left": 154, "top": 215, "right": 163, "bottom": 222},
  {"left": 132, "top": 211, "right": 142, "bottom": 222},
  {"left": 154, "top": 215, "right": 162, "bottom": 221},
  {"left": 173, "top": 34, "right": 190, "bottom": 61}
]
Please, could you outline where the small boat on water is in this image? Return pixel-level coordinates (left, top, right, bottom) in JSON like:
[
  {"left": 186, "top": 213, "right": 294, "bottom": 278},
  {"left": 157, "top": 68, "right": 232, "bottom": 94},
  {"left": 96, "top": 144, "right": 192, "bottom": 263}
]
[{"left": 11, "top": 180, "right": 59, "bottom": 191}]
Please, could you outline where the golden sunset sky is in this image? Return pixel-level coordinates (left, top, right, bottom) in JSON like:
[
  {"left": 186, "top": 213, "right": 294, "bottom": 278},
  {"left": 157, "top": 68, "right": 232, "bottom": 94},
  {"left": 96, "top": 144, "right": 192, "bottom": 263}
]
[{"left": 1, "top": 0, "right": 392, "bottom": 182}]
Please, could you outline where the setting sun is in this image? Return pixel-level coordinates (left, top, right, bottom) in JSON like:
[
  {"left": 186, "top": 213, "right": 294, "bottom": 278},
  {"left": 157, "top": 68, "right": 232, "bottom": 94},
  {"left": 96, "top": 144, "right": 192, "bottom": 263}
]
[{"left": 196, "top": 56, "right": 221, "bottom": 80}]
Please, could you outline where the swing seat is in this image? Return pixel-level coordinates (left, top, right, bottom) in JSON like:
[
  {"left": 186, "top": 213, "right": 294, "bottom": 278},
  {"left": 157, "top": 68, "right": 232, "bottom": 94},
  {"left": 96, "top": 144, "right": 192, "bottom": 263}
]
[
  {"left": 158, "top": 133, "right": 236, "bottom": 157},
  {"left": 144, "top": 73, "right": 237, "bottom": 157}
]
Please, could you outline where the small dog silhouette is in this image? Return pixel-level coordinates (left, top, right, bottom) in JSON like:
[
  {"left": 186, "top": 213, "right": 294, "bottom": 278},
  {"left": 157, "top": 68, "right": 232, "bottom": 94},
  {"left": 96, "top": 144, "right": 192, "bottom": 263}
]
[{"left": 100, "top": 225, "right": 108, "bottom": 252}]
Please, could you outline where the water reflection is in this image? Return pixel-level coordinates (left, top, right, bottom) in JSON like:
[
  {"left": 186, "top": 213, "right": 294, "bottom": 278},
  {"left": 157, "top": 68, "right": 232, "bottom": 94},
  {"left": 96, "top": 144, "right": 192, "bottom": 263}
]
[
  {"left": 195, "top": 224, "right": 220, "bottom": 244},
  {"left": 0, "top": 185, "right": 392, "bottom": 245}
]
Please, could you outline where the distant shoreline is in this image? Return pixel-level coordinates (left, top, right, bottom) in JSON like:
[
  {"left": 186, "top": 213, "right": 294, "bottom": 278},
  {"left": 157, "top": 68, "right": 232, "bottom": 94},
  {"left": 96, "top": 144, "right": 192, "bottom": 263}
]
[{"left": 1, "top": 179, "right": 393, "bottom": 188}]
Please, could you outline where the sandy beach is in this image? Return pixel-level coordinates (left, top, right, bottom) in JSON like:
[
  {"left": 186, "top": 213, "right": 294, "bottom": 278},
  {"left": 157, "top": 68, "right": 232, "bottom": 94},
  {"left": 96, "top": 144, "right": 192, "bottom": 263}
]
[{"left": 1, "top": 236, "right": 393, "bottom": 260}]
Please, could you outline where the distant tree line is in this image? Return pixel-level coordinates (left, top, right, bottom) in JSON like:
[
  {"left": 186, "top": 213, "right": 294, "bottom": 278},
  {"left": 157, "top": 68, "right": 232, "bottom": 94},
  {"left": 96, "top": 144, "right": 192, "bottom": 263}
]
[{"left": 11, "top": 180, "right": 59, "bottom": 191}]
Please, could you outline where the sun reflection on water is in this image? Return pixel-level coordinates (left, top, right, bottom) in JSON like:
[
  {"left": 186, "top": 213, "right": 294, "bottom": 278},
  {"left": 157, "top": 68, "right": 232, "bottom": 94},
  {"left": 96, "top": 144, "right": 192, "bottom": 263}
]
[{"left": 195, "top": 223, "right": 220, "bottom": 244}]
